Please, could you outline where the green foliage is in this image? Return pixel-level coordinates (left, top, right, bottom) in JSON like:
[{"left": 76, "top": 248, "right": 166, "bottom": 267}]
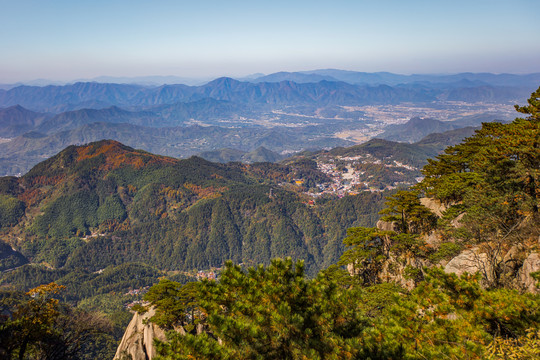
[
  {"left": 0, "top": 265, "right": 66, "bottom": 293},
  {"left": 0, "top": 262, "right": 163, "bottom": 302},
  {"left": 0, "top": 176, "right": 21, "bottom": 196},
  {"left": 368, "top": 87, "right": 540, "bottom": 289},
  {"left": 316, "top": 191, "right": 390, "bottom": 270},
  {"left": 515, "top": 86, "right": 540, "bottom": 121},
  {"left": 339, "top": 227, "right": 391, "bottom": 285},
  {"left": 379, "top": 190, "right": 437, "bottom": 234},
  {"left": 155, "top": 259, "right": 368, "bottom": 360},
  {"left": 429, "top": 172, "right": 483, "bottom": 204},
  {"left": 532, "top": 271, "right": 540, "bottom": 289},
  {"left": 24, "top": 237, "right": 84, "bottom": 268},
  {"left": 144, "top": 279, "right": 199, "bottom": 329},
  {"left": 77, "top": 293, "right": 134, "bottom": 339},
  {"left": 350, "top": 282, "right": 405, "bottom": 318},
  {"left": 131, "top": 303, "right": 147, "bottom": 314},
  {"left": 390, "top": 233, "right": 427, "bottom": 257},
  {"left": 0, "top": 194, "right": 25, "bottom": 229},
  {"left": 0, "top": 283, "right": 113, "bottom": 360},
  {"left": 0, "top": 240, "right": 27, "bottom": 271},
  {"left": 32, "top": 190, "right": 99, "bottom": 237},
  {"left": 43, "top": 185, "right": 388, "bottom": 275},
  {"left": 0, "top": 263, "right": 164, "bottom": 358},
  {"left": 486, "top": 328, "right": 540, "bottom": 359},
  {"left": 420, "top": 87, "right": 540, "bottom": 237},
  {"left": 339, "top": 226, "right": 429, "bottom": 285},
  {"left": 364, "top": 268, "right": 540, "bottom": 360},
  {"left": 97, "top": 194, "right": 126, "bottom": 223},
  {"left": 428, "top": 241, "right": 462, "bottom": 264},
  {"left": 146, "top": 259, "right": 540, "bottom": 360}
]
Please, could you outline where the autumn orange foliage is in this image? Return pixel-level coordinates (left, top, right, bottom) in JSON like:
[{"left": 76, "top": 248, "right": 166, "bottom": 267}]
[
  {"left": 18, "top": 188, "right": 44, "bottom": 206},
  {"left": 76, "top": 140, "right": 177, "bottom": 172},
  {"left": 184, "top": 183, "right": 228, "bottom": 200},
  {"left": 27, "top": 174, "right": 65, "bottom": 187}
]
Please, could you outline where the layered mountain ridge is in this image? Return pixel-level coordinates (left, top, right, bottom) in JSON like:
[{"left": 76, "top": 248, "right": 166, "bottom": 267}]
[
  {"left": 1, "top": 73, "right": 536, "bottom": 112},
  {"left": 0, "top": 71, "right": 529, "bottom": 177}
]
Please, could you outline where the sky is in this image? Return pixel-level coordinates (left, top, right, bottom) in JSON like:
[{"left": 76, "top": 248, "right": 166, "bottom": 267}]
[{"left": 1, "top": 0, "right": 539, "bottom": 83}]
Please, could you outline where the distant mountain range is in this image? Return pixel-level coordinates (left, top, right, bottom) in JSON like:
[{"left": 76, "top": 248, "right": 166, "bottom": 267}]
[
  {"left": 4, "top": 70, "right": 540, "bottom": 88},
  {"left": 0, "top": 71, "right": 534, "bottom": 176},
  {"left": 0, "top": 121, "right": 351, "bottom": 176},
  {"left": 0, "top": 73, "right": 536, "bottom": 113},
  {"left": 0, "top": 105, "right": 49, "bottom": 138},
  {"left": 30, "top": 98, "right": 248, "bottom": 134},
  {"left": 0, "top": 79, "right": 427, "bottom": 111},
  {"left": 251, "top": 70, "right": 540, "bottom": 87},
  {"left": 0, "top": 112, "right": 480, "bottom": 177},
  {"left": 377, "top": 114, "right": 503, "bottom": 143}
]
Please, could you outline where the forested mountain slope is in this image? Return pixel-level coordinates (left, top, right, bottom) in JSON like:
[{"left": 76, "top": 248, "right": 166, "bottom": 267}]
[{"left": 0, "top": 140, "right": 389, "bottom": 277}]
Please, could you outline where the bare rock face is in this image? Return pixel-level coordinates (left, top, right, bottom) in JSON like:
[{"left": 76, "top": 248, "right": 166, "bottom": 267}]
[
  {"left": 502, "top": 244, "right": 528, "bottom": 273},
  {"left": 114, "top": 307, "right": 167, "bottom": 360},
  {"left": 444, "top": 248, "right": 491, "bottom": 281},
  {"left": 518, "top": 252, "right": 540, "bottom": 293},
  {"left": 422, "top": 230, "right": 443, "bottom": 248},
  {"left": 376, "top": 219, "right": 398, "bottom": 232},
  {"left": 346, "top": 263, "right": 357, "bottom": 277},
  {"left": 450, "top": 213, "right": 465, "bottom": 228},
  {"left": 420, "top": 198, "right": 446, "bottom": 217}
]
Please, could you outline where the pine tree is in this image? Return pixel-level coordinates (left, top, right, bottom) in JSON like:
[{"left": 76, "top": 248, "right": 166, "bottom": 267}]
[{"left": 153, "top": 259, "right": 367, "bottom": 360}]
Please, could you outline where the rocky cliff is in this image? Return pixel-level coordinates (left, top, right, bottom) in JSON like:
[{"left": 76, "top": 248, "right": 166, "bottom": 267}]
[
  {"left": 114, "top": 307, "right": 167, "bottom": 360},
  {"left": 374, "top": 199, "right": 540, "bottom": 293}
]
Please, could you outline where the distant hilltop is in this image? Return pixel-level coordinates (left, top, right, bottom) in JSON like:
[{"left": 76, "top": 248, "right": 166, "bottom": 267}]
[{"left": 2, "top": 69, "right": 540, "bottom": 88}]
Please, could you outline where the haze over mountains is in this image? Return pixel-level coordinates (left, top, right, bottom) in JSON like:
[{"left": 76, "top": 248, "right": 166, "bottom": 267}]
[
  {"left": 2, "top": 70, "right": 538, "bottom": 111},
  {"left": 0, "top": 70, "right": 535, "bottom": 176},
  {"left": 3, "top": 69, "right": 540, "bottom": 89},
  {"left": 377, "top": 114, "right": 506, "bottom": 143},
  {"left": 0, "top": 78, "right": 489, "bottom": 111},
  {"left": 249, "top": 69, "right": 540, "bottom": 88}
]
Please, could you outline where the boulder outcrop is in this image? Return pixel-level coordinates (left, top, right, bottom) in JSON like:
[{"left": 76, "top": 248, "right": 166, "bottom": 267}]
[
  {"left": 444, "top": 248, "right": 489, "bottom": 278},
  {"left": 419, "top": 197, "right": 446, "bottom": 217},
  {"left": 114, "top": 307, "right": 167, "bottom": 360},
  {"left": 376, "top": 219, "right": 398, "bottom": 232},
  {"left": 518, "top": 252, "right": 540, "bottom": 293}
]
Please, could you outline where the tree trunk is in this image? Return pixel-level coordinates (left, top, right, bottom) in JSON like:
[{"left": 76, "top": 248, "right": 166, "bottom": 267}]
[{"left": 18, "top": 336, "right": 29, "bottom": 360}]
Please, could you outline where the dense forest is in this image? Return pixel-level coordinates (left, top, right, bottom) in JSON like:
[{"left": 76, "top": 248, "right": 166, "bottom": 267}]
[{"left": 0, "top": 87, "right": 539, "bottom": 359}]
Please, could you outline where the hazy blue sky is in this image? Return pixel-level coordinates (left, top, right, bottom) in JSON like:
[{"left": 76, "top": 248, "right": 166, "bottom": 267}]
[{"left": 1, "top": 0, "right": 539, "bottom": 82}]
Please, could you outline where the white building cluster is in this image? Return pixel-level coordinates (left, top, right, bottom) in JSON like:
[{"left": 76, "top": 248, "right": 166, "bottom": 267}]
[{"left": 295, "top": 154, "right": 423, "bottom": 198}]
